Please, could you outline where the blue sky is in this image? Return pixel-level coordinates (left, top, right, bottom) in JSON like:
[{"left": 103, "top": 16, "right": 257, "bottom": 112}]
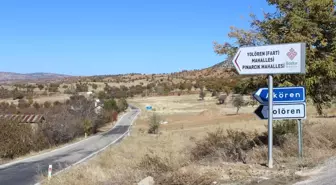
[{"left": 0, "top": 0, "right": 274, "bottom": 76}]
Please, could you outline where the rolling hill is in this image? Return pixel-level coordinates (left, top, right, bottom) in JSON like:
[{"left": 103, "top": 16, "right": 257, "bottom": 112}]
[
  {"left": 0, "top": 60, "right": 236, "bottom": 84},
  {"left": 0, "top": 72, "right": 71, "bottom": 83},
  {"left": 211, "top": 59, "right": 234, "bottom": 69}
]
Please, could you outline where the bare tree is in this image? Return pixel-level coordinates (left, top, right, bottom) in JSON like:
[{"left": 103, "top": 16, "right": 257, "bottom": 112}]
[
  {"left": 232, "top": 95, "right": 244, "bottom": 114},
  {"left": 199, "top": 89, "right": 206, "bottom": 100}
]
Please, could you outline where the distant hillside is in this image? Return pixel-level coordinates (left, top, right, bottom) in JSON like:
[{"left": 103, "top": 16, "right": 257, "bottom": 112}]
[
  {"left": 164, "top": 60, "right": 236, "bottom": 80},
  {"left": 210, "top": 58, "right": 234, "bottom": 69},
  {"left": 0, "top": 60, "right": 236, "bottom": 84},
  {"left": 78, "top": 60, "right": 238, "bottom": 85},
  {"left": 0, "top": 72, "right": 71, "bottom": 84}
]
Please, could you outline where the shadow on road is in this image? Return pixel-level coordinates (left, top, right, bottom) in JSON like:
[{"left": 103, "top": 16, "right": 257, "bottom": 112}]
[{"left": 104, "top": 125, "right": 130, "bottom": 136}]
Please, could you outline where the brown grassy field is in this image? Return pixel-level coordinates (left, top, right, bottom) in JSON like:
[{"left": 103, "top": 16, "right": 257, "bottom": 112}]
[
  {"left": 129, "top": 94, "right": 328, "bottom": 132},
  {"left": 2, "top": 93, "right": 71, "bottom": 105},
  {"left": 41, "top": 94, "right": 336, "bottom": 185}
]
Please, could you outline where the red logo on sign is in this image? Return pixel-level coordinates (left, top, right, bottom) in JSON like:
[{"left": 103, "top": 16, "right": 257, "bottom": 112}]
[{"left": 287, "top": 48, "right": 297, "bottom": 60}]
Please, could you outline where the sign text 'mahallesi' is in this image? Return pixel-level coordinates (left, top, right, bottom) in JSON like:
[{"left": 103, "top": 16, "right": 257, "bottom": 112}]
[{"left": 243, "top": 50, "right": 284, "bottom": 69}]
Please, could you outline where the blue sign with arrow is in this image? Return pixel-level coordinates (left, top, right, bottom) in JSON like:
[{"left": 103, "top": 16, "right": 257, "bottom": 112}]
[{"left": 254, "top": 86, "right": 305, "bottom": 104}]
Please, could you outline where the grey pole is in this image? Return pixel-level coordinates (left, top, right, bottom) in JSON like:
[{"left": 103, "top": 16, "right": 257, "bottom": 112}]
[
  {"left": 300, "top": 119, "right": 303, "bottom": 158},
  {"left": 268, "top": 75, "right": 273, "bottom": 168},
  {"left": 298, "top": 119, "right": 303, "bottom": 159}
]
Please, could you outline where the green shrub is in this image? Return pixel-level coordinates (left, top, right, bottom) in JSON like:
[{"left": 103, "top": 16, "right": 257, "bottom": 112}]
[
  {"left": 27, "top": 97, "right": 34, "bottom": 106},
  {"left": 37, "top": 84, "right": 44, "bottom": 90},
  {"left": 91, "top": 112, "right": 110, "bottom": 133},
  {"left": 91, "top": 84, "right": 98, "bottom": 90},
  {"left": 0, "top": 87, "right": 12, "bottom": 99},
  {"left": 0, "top": 102, "right": 10, "bottom": 112},
  {"left": 117, "top": 98, "right": 128, "bottom": 112},
  {"left": 83, "top": 119, "right": 92, "bottom": 135},
  {"left": 33, "top": 102, "right": 41, "bottom": 110},
  {"left": 48, "top": 83, "right": 60, "bottom": 92},
  {"left": 53, "top": 101, "right": 62, "bottom": 106},
  {"left": 273, "top": 120, "right": 297, "bottom": 136},
  {"left": 148, "top": 113, "right": 160, "bottom": 134},
  {"left": 12, "top": 88, "right": 25, "bottom": 100},
  {"left": 98, "top": 91, "right": 107, "bottom": 99},
  {"left": 104, "top": 99, "right": 118, "bottom": 111},
  {"left": 64, "top": 86, "right": 76, "bottom": 94},
  {"left": 232, "top": 95, "right": 244, "bottom": 114},
  {"left": 76, "top": 83, "right": 89, "bottom": 92},
  {"left": 248, "top": 99, "right": 258, "bottom": 107},
  {"left": 259, "top": 120, "right": 298, "bottom": 147},
  {"left": 44, "top": 101, "right": 51, "bottom": 108}
]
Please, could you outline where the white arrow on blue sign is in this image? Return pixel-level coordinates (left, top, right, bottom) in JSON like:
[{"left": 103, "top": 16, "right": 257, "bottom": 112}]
[{"left": 253, "top": 86, "right": 305, "bottom": 104}]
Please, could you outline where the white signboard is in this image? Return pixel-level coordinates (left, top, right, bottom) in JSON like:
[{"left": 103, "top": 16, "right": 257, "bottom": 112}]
[
  {"left": 232, "top": 43, "right": 306, "bottom": 75},
  {"left": 255, "top": 103, "right": 306, "bottom": 120}
]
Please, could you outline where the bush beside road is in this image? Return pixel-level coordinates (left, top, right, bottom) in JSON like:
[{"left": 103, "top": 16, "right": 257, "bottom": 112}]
[{"left": 0, "top": 94, "right": 128, "bottom": 161}]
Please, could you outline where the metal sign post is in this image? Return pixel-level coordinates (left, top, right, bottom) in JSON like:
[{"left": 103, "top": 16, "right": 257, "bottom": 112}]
[
  {"left": 268, "top": 75, "right": 273, "bottom": 168},
  {"left": 298, "top": 119, "right": 303, "bottom": 159}
]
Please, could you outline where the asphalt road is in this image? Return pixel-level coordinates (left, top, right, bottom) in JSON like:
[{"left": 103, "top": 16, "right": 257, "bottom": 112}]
[
  {"left": 0, "top": 108, "right": 140, "bottom": 185},
  {"left": 294, "top": 158, "right": 336, "bottom": 185}
]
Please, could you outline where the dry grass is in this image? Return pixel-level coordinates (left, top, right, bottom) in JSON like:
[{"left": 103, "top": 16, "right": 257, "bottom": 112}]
[
  {"left": 155, "top": 169, "right": 217, "bottom": 185},
  {"left": 43, "top": 121, "right": 336, "bottom": 185},
  {"left": 42, "top": 94, "right": 336, "bottom": 185},
  {"left": 43, "top": 131, "right": 194, "bottom": 185},
  {"left": 129, "top": 94, "right": 266, "bottom": 133},
  {"left": 2, "top": 93, "right": 71, "bottom": 105}
]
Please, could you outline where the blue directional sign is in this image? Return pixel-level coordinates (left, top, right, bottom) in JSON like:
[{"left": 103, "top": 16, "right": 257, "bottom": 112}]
[
  {"left": 146, "top": 105, "right": 152, "bottom": 110},
  {"left": 254, "top": 86, "right": 305, "bottom": 104}
]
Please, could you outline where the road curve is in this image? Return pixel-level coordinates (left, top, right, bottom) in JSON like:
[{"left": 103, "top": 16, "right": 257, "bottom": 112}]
[{"left": 0, "top": 108, "right": 140, "bottom": 185}]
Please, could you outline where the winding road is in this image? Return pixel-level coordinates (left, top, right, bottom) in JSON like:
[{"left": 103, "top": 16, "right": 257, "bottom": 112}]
[{"left": 0, "top": 107, "right": 140, "bottom": 185}]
